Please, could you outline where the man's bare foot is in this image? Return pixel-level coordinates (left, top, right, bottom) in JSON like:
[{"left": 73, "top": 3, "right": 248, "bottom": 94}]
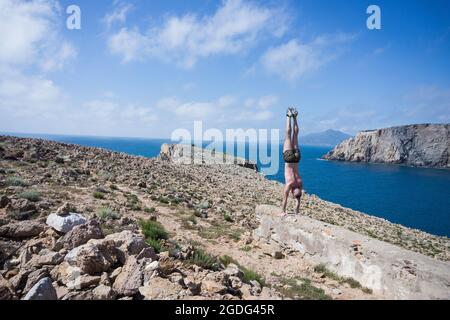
[
  {"left": 292, "top": 108, "right": 298, "bottom": 118},
  {"left": 286, "top": 108, "right": 293, "bottom": 118},
  {"left": 277, "top": 211, "right": 288, "bottom": 218}
]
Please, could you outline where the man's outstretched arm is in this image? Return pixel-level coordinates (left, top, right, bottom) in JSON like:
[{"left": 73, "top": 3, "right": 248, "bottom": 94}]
[{"left": 281, "top": 183, "right": 292, "bottom": 213}]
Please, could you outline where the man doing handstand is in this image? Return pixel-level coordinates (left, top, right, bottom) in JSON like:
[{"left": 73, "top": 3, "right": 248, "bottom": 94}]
[{"left": 280, "top": 107, "right": 303, "bottom": 216}]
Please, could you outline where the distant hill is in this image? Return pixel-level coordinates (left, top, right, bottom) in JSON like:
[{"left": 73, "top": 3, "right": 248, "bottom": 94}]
[{"left": 300, "top": 129, "right": 352, "bottom": 147}]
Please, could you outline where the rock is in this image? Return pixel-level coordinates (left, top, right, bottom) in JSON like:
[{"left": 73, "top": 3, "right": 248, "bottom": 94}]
[
  {"left": 23, "top": 268, "right": 49, "bottom": 295},
  {"left": 0, "top": 220, "right": 45, "bottom": 239},
  {"left": 240, "top": 283, "right": 258, "bottom": 300},
  {"left": 249, "top": 280, "right": 262, "bottom": 294},
  {"left": 0, "top": 195, "right": 11, "bottom": 208},
  {"left": 22, "top": 277, "right": 57, "bottom": 300},
  {"left": 112, "top": 256, "right": 143, "bottom": 296},
  {"left": 137, "top": 181, "right": 146, "bottom": 188},
  {"left": 223, "top": 263, "right": 244, "bottom": 279},
  {"left": 183, "top": 275, "right": 201, "bottom": 295},
  {"left": 109, "top": 267, "right": 122, "bottom": 281},
  {"left": 55, "top": 219, "right": 103, "bottom": 250},
  {"left": 29, "top": 249, "right": 63, "bottom": 267},
  {"left": 102, "top": 230, "right": 148, "bottom": 264},
  {"left": 159, "top": 143, "right": 257, "bottom": 170},
  {"left": 145, "top": 260, "right": 160, "bottom": 272},
  {"left": 9, "top": 269, "right": 32, "bottom": 291},
  {"left": 55, "top": 202, "right": 72, "bottom": 216},
  {"left": 46, "top": 213, "right": 86, "bottom": 233},
  {"left": 201, "top": 279, "right": 227, "bottom": 294},
  {"left": 62, "top": 290, "right": 94, "bottom": 300},
  {"left": 7, "top": 199, "right": 37, "bottom": 217},
  {"left": 65, "top": 242, "right": 114, "bottom": 275},
  {"left": 228, "top": 276, "right": 242, "bottom": 290},
  {"left": 0, "top": 275, "right": 15, "bottom": 300},
  {"left": 136, "top": 247, "right": 157, "bottom": 261},
  {"left": 139, "top": 277, "right": 181, "bottom": 300},
  {"left": 92, "top": 284, "right": 116, "bottom": 300},
  {"left": 1, "top": 241, "right": 21, "bottom": 267},
  {"left": 273, "top": 251, "right": 284, "bottom": 259},
  {"left": 323, "top": 124, "right": 450, "bottom": 168},
  {"left": 67, "top": 274, "right": 101, "bottom": 290},
  {"left": 51, "top": 262, "right": 81, "bottom": 285},
  {"left": 54, "top": 282, "right": 69, "bottom": 299},
  {"left": 99, "top": 272, "right": 110, "bottom": 286}
]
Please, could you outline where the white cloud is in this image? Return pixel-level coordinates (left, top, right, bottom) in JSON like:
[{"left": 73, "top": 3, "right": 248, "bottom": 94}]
[
  {"left": 108, "top": 27, "right": 147, "bottom": 63},
  {"left": 102, "top": 1, "right": 133, "bottom": 28},
  {"left": 155, "top": 94, "right": 276, "bottom": 125},
  {"left": 0, "top": 69, "right": 66, "bottom": 117},
  {"left": 244, "top": 95, "right": 278, "bottom": 109},
  {"left": 106, "top": 0, "right": 288, "bottom": 68},
  {"left": 0, "top": 0, "right": 76, "bottom": 71},
  {"left": 0, "top": 0, "right": 79, "bottom": 134},
  {"left": 261, "top": 33, "right": 355, "bottom": 81},
  {"left": 258, "top": 95, "right": 278, "bottom": 108},
  {"left": 83, "top": 100, "right": 157, "bottom": 124},
  {"left": 157, "top": 96, "right": 234, "bottom": 119}
]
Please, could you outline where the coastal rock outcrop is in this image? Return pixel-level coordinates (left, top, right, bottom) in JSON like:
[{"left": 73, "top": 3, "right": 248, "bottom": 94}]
[
  {"left": 160, "top": 143, "right": 258, "bottom": 171},
  {"left": 322, "top": 124, "right": 449, "bottom": 168}
]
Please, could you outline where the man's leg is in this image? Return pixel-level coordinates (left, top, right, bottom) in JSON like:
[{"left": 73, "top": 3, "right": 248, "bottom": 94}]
[
  {"left": 283, "top": 114, "right": 293, "bottom": 152},
  {"left": 292, "top": 117, "right": 299, "bottom": 150}
]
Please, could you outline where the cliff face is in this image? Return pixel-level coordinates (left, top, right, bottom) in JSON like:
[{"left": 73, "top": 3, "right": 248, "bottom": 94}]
[{"left": 323, "top": 124, "right": 450, "bottom": 168}]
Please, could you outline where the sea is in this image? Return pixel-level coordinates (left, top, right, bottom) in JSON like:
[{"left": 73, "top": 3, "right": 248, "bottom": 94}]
[{"left": 4, "top": 133, "right": 450, "bottom": 238}]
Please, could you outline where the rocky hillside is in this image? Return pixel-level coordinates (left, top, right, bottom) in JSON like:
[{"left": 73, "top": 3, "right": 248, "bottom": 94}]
[
  {"left": 0, "top": 136, "right": 448, "bottom": 300},
  {"left": 323, "top": 124, "right": 449, "bottom": 168}
]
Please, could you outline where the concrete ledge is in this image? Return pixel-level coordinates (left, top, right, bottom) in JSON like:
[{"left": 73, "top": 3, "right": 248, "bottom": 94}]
[{"left": 254, "top": 205, "right": 450, "bottom": 299}]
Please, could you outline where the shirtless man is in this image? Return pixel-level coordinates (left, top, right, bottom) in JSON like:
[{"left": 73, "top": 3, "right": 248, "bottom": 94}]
[{"left": 280, "top": 107, "right": 303, "bottom": 216}]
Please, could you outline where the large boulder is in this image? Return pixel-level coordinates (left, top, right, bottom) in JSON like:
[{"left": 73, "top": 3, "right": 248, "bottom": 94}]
[
  {"left": 29, "top": 249, "right": 64, "bottom": 267},
  {"left": 54, "top": 219, "right": 103, "bottom": 250},
  {"left": 23, "top": 268, "right": 50, "bottom": 295},
  {"left": 46, "top": 213, "right": 86, "bottom": 233},
  {"left": 0, "top": 221, "right": 45, "bottom": 239},
  {"left": 112, "top": 256, "right": 144, "bottom": 296},
  {"left": 22, "top": 277, "right": 57, "bottom": 300},
  {"left": 64, "top": 242, "right": 114, "bottom": 275},
  {"left": 103, "top": 230, "right": 148, "bottom": 259},
  {"left": 92, "top": 284, "right": 116, "bottom": 300},
  {"left": 139, "top": 277, "right": 181, "bottom": 300}
]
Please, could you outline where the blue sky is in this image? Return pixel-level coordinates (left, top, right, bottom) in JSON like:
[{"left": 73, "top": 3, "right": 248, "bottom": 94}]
[{"left": 0, "top": 0, "right": 449, "bottom": 138}]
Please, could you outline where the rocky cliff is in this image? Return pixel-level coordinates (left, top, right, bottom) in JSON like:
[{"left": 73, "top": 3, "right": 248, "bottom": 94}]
[{"left": 323, "top": 124, "right": 450, "bottom": 168}]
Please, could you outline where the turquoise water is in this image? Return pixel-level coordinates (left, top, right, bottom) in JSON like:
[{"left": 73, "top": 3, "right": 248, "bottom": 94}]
[{"left": 5, "top": 133, "right": 450, "bottom": 237}]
